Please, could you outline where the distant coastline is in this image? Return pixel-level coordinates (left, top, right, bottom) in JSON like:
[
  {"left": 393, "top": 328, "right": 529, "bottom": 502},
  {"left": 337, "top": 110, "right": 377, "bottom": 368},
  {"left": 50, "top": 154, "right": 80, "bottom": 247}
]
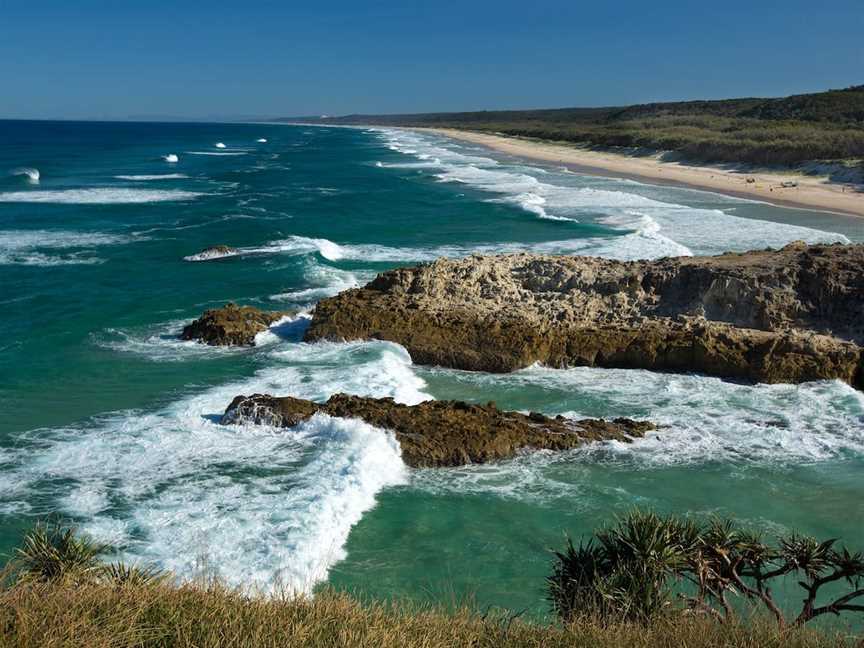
[
  {"left": 280, "top": 84, "right": 864, "bottom": 218},
  {"left": 415, "top": 127, "right": 864, "bottom": 218}
]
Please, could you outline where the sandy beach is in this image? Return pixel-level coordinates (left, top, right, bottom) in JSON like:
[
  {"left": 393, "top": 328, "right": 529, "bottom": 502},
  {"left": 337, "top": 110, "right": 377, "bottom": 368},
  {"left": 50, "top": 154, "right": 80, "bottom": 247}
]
[{"left": 420, "top": 128, "right": 864, "bottom": 218}]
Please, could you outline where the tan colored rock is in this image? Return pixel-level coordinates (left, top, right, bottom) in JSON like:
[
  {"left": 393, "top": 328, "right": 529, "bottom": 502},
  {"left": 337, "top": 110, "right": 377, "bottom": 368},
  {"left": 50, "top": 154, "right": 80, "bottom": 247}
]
[
  {"left": 182, "top": 303, "right": 285, "bottom": 346},
  {"left": 221, "top": 393, "right": 655, "bottom": 468},
  {"left": 304, "top": 242, "right": 864, "bottom": 388}
]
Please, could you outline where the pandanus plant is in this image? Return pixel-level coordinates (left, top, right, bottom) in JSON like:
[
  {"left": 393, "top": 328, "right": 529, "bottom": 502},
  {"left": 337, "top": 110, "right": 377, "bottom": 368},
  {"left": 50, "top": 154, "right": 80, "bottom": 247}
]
[
  {"left": 11, "top": 519, "right": 163, "bottom": 587},
  {"left": 548, "top": 510, "right": 864, "bottom": 628}
]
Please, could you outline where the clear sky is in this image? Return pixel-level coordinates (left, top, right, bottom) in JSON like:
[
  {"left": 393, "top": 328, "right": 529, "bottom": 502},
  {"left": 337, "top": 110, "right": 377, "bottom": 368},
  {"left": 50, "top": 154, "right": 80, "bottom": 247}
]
[{"left": 0, "top": 0, "right": 861, "bottom": 120}]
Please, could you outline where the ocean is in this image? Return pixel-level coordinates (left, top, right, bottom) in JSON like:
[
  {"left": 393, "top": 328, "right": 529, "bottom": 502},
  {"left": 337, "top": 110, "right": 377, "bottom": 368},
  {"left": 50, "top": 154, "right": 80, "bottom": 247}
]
[{"left": 1, "top": 120, "right": 862, "bottom": 614}]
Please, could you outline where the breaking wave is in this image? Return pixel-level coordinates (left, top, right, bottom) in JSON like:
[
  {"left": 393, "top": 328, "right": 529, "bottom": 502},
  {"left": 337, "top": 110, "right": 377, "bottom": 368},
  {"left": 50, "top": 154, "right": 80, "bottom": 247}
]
[
  {"left": 413, "top": 365, "right": 864, "bottom": 500},
  {"left": 373, "top": 129, "right": 848, "bottom": 259},
  {"left": 269, "top": 259, "right": 376, "bottom": 305},
  {"left": 115, "top": 174, "right": 189, "bottom": 181},
  {"left": 10, "top": 167, "right": 40, "bottom": 183},
  {"left": 188, "top": 151, "right": 247, "bottom": 156},
  {"left": 0, "top": 338, "right": 423, "bottom": 592},
  {"left": 0, "top": 229, "right": 141, "bottom": 266},
  {"left": 0, "top": 188, "right": 203, "bottom": 204}
]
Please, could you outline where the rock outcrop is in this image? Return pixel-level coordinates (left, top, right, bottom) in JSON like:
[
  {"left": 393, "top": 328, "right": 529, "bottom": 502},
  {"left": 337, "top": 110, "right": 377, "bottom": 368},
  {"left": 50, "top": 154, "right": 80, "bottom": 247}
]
[
  {"left": 182, "top": 303, "right": 285, "bottom": 346},
  {"left": 304, "top": 242, "right": 864, "bottom": 388},
  {"left": 183, "top": 245, "right": 239, "bottom": 262},
  {"left": 221, "top": 393, "right": 655, "bottom": 468}
]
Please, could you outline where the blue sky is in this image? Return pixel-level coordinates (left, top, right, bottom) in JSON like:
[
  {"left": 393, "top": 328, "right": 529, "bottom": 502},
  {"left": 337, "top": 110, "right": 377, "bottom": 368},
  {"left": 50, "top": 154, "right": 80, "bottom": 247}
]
[{"left": 0, "top": 0, "right": 861, "bottom": 120}]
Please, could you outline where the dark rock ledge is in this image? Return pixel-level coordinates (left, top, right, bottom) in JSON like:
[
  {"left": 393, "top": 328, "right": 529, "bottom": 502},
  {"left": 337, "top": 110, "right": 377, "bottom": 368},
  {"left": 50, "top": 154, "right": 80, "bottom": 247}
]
[
  {"left": 182, "top": 303, "right": 287, "bottom": 347},
  {"left": 221, "top": 392, "right": 655, "bottom": 468}
]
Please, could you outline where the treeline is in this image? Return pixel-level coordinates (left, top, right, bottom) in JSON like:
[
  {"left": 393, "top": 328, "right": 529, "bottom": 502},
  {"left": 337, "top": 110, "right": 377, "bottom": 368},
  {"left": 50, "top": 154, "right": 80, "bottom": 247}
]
[{"left": 284, "top": 86, "right": 864, "bottom": 166}]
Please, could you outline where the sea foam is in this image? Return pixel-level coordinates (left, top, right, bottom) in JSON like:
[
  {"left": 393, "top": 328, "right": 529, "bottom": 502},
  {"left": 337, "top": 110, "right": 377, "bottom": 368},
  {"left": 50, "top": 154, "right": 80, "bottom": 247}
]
[
  {"left": 0, "top": 188, "right": 203, "bottom": 204},
  {"left": 0, "top": 338, "right": 424, "bottom": 591},
  {"left": 114, "top": 174, "right": 189, "bottom": 181},
  {"left": 413, "top": 365, "right": 864, "bottom": 500},
  {"left": 269, "top": 259, "right": 375, "bottom": 305},
  {"left": 0, "top": 229, "right": 140, "bottom": 266},
  {"left": 373, "top": 129, "right": 849, "bottom": 259},
  {"left": 10, "top": 167, "right": 40, "bottom": 183},
  {"left": 187, "top": 151, "right": 247, "bottom": 157}
]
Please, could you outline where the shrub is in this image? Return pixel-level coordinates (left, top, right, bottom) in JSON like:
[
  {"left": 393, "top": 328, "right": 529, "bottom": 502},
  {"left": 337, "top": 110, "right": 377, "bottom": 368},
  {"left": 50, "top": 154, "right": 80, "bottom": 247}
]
[
  {"left": 9, "top": 519, "right": 164, "bottom": 589},
  {"left": 548, "top": 511, "right": 864, "bottom": 628},
  {"left": 13, "top": 519, "right": 108, "bottom": 583}
]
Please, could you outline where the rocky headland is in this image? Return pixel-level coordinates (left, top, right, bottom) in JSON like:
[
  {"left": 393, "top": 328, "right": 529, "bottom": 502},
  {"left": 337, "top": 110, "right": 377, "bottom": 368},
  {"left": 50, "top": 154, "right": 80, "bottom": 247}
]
[
  {"left": 182, "top": 303, "right": 286, "bottom": 346},
  {"left": 304, "top": 242, "right": 864, "bottom": 388},
  {"left": 221, "top": 393, "right": 654, "bottom": 467}
]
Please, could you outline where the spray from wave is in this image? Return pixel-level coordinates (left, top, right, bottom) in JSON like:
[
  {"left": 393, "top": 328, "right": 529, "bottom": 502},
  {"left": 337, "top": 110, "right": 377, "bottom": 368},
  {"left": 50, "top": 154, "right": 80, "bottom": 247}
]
[
  {"left": 269, "top": 259, "right": 376, "bottom": 304},
  {"left": 10, "top": 167, "right": 40, "bottom": 183},
  {"left": 0, "top": 338, "right": 424, "bottom": 591}
]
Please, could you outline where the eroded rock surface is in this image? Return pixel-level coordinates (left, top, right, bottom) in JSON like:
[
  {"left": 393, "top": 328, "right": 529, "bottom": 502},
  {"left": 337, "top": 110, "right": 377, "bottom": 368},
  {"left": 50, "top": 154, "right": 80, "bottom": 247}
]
[
  {"left": 304, "top": 242, "right": 864, "bottom": 388},
  {"left": 182, "top": 303, "right": 285, "bottom": 346},
  {"left": 221, "top": 393, "right": 654, "bottom": 467}
]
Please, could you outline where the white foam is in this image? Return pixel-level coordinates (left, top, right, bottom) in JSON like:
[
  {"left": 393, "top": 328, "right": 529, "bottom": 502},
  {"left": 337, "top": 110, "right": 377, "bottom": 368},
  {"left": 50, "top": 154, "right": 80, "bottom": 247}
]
[
  {"left": 183, "top": 248, "right": 240, "bottom": 262},
  {"left": 10, "top": 167, "right": 40, "bottom": 183},
  {"left": 0, "top": 188, "right": 203, "bottom": 204},
  {"left": 187, "top": 151, "right": 247, "bottom": 157},
  {"left": 373, "top": 128, "right": 849, "bottom": 259},
  {"left": 96, "top": 319, "right": 241, "bottom": 362},
  {"left": 0, "top": 229, "right": 139, "bottom": 266},
  {"left": 247, "top": 235, "right": 347, "bottom": 261},
  {"left": 96, "top": 313, "right": 308, "bottom": 362},
  {"left": 0, "top": 339, "right": 425, "bottom": 592},
  {"left": 257, "top": 138, "right": 268, "bottom": 143},
  {"left": 269, "top": 259, "right": 374, "bottom": 304},
  {"left": 163, "top": 154, "right": 179, "bottom": 163},
  {"left": 215, "top": 142, "right": 227, "bottom": 148},
  {"left": 115, "top": 174, "right": 189, "bottom": 181},
  {"left": 252, "top": 234, "right": 670, "bottom": 264},
  {"left": 412, "top": 365, "right": 864, "bottom": 500}
]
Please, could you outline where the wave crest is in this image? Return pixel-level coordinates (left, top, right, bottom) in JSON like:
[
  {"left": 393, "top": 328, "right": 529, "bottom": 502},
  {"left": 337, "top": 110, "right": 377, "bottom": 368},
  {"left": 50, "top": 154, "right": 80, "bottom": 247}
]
[{"left": 10, "top": 167, "right": 40, "bottom": 183}]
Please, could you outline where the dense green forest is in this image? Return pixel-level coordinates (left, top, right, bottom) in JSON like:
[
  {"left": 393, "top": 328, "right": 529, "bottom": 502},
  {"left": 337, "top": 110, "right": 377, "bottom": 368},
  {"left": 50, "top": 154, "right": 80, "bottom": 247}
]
[{"left": 281, "top": 86, "right": 864, "bottom": 166}]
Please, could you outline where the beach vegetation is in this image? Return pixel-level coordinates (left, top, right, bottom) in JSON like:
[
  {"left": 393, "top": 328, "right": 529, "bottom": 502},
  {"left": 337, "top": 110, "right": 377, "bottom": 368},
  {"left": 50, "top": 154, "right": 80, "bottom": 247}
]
[
  {"left": 1, "top": 518, "right": 861, "bottom": 646},
  {"left": 547, "top": 510, "right": 864, "bottom": 628},
  {"left": 295, "top": 85, "right": 864, "bottom": 167}
]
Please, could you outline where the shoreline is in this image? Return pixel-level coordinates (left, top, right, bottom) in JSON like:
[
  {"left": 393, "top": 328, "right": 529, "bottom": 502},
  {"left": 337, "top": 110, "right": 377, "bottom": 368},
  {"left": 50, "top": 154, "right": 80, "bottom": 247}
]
[{"left": 416, "top": 127, "right": 864, "bottom": 218}]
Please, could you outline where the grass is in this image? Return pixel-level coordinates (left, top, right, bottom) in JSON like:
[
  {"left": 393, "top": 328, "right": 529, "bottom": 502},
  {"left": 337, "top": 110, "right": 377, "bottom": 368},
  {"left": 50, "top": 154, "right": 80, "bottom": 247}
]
[
  {"left": 0, "top": 577, "right": 858, "bottom": 648},
  {"left": 2, "top": 519, "right": 860, "bottom": 647}
]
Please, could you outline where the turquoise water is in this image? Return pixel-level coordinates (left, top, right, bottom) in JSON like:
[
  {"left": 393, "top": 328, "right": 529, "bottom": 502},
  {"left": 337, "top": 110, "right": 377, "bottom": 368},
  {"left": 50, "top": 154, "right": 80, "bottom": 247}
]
[{"left": 1, "top": 121, "right": 863, "bottom": 616}]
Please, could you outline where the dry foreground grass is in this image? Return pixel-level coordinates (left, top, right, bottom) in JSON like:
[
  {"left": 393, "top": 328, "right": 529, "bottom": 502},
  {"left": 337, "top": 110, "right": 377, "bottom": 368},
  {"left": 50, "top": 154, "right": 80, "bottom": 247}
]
[{"left": 0, "top": 579, "right": 858, "bottom": 648}]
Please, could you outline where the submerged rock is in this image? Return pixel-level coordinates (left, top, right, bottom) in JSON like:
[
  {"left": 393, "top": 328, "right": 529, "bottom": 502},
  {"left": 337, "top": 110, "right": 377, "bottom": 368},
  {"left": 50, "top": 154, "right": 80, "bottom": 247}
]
[
  {"left": 182, "top": 303, "right": 285, "bottom": 346},
  {"left": 221, "top": 393, "right": 654, "bottom": 468},
  {"left": 304, "top": 242, "right": 864, "bottom": 389},
  {"left": 183, "top": 244, "right": 239, "bottom": 262}
]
